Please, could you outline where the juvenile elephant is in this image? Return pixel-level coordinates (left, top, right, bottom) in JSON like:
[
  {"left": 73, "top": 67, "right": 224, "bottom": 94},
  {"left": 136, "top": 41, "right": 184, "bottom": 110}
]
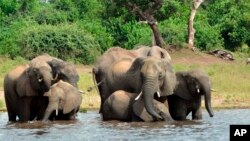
[
  {"left": 93, "top": 46, "right": 171, "bottom": 113},
  {"left": 167, "top": 69, "right": 214, "bottom": 120},
  {"left": 101, "top": 57, "right": 176, "bottom": 120},
  {"left": 103, "top": 90, "right": 172, "bottom": 122},
  {"left": 42, "top": 80, "right": 82, "bottom": 121}
]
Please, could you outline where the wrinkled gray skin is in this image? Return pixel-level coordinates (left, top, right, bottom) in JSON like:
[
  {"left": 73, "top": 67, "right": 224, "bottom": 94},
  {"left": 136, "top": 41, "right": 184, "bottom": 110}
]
[
  {"left": 103, "top": 90, "right": 172, "bottom": 122},
  {"left": 30, "top": 54, "right": 80, "bottom": 120},
  {"left": 102, "top": 57, "right": 176, "bottom": 121},
  {"left": 4, "top": 64, "right": 53, "bottom": 121},
  {"left": 168, "top": 69, "right": 214, "bottom": 120},
  {"left": 4, "top": 54, "right": 79, "bottom": 122},
  {"left": 43, "top": 80, "right": 82, "bottom": 121},
  {"left": 93, "top": 46, "right": 171, "bottom": 113}
]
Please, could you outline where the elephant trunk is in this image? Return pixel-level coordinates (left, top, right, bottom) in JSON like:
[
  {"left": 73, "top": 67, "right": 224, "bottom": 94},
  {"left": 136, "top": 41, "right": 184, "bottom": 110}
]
[
  {"left": 203, "top": 83, "right": 214, "bottom": 117},
  {"left": 143, "top": 76, "right": 162, "bottom": 120},
  {"left": 42, "top": 74, "right": 52, "bottom": 92},
  {"left": 42, "top": 109, "right": 53, "bottom": 121}
]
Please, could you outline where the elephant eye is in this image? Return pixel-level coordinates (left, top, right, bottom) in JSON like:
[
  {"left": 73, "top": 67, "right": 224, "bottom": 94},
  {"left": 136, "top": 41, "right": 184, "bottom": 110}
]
[{"left": 158, "top": 72, "right": 163, "bottom": 80}]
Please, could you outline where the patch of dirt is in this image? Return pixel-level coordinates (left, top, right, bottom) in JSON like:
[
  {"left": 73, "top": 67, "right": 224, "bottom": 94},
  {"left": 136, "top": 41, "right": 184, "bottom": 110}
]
[
  {"left": 170, "top": 48, "right": 234, "bottom": 66},
  {"left": 76, "top": 65, "right": 93, "bottom": 74}
]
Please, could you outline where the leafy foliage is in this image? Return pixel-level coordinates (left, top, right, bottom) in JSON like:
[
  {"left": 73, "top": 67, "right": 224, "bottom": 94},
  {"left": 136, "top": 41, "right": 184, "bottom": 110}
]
[
  {"left": 0, "top": 0, "right": 250, "bottom": 63},
  {"left": 19, "top": 24, "right": 101, "bottom": 64}
]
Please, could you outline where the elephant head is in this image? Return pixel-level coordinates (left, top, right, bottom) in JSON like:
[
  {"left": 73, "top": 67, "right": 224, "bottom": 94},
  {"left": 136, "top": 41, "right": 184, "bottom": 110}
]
[
  {"left": 47, "top": 59, "right": 79, "bottom": 88},
  {"left": 42, "top": 80, "right": 82, "bottom": 121},
  {"left": 131, "top": 57, "right": 176, "bottom": 120},
  {"left": 24, "top": 63, "right": 53, "bottom": 96},
  {"left": 176, "top": 70, "right": 214, "bottom": 117},
  {"left": 147, "top": 45, "right": 171, "bottom": 62}
]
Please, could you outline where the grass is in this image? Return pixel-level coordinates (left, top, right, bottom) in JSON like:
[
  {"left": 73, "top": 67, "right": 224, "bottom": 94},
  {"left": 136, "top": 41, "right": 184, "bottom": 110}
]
[{"left": 0, "top": 51, "right": 250, "bottom": 111}]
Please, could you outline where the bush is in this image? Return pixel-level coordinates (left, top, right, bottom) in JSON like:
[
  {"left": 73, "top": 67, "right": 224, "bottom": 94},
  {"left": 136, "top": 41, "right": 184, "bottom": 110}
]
[
  {"left": 78, "top": 20, "right": 114, "bottom": 53},
  {"left": 160, "top": 17, "right": 188, "bottom": 48},
  {"left": 19, "top": 24, "right": 101, "bottom": 64},
  {"left": 194, "top": 12, "right": 224, "bottom": 51}
]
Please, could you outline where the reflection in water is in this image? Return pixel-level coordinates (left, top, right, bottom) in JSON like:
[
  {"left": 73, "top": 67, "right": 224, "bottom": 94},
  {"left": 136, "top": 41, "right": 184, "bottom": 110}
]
[{"left": 0, "top": 109, "right": 250, "bottom": 141}]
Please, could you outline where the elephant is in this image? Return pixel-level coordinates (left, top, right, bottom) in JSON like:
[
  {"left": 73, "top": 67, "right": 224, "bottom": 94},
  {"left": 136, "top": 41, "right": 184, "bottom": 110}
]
[
  {"left": 30, "top": 54, "right": 79, "bottom": 88},
  {"left": 101, "top": 57, "right": 176, "bottom": 120},
  {"left": 30, "top": 54, "right": 80, "bottom": 120},
  {"left": 103, "top": 90, "right": 172, "bottom": 122},
  {"left": 4, "top": 64, "right": 53, "bottom": 121},
  {"left": 42, "top": 80, "right": 82, "bottom": 121},
  {"left": 4, "top": 54, "right": 79, "bottom": 121},
  {"left": 167, "top": 69, "right": 214, "bottom": 120},
  {"left": 93, "top": 45, "right": 171, "bottom": 113}
]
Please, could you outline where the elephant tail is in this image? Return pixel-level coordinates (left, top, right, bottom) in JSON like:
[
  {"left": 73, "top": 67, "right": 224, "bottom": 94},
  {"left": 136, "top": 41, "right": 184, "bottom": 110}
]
[{"left": 87, "top": 68, "right": 104, "bottom": 92}]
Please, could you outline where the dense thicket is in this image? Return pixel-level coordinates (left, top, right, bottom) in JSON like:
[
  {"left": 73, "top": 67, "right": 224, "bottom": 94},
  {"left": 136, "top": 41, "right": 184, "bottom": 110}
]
[{"left": 0, "top": 0, "right": 249, "bottom": 64}]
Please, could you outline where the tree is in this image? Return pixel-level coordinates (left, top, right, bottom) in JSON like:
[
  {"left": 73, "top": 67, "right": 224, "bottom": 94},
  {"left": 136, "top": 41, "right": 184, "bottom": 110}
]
[
  {"left": 187, "top": 0, "right": 204, "bottom": 50},
  {"left": 112, "top": 0, "right": 167, "bottom": 48}
]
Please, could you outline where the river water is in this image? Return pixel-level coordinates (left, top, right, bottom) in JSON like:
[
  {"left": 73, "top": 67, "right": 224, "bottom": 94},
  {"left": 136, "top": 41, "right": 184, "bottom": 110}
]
[{"left": 0, "top": 109, "right": 249, "bottom": 141}]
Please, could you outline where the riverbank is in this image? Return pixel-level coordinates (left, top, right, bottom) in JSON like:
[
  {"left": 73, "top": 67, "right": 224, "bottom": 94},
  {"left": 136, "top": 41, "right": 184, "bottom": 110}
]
[{"left": 0, "top": 49, "right": 250, "bottom": 111}]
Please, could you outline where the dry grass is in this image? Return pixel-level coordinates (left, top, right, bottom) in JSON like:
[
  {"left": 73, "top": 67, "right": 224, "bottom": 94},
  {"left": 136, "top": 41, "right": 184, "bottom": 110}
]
[{"left": 1, "top": 50, "right": 250, "bottom": 111}]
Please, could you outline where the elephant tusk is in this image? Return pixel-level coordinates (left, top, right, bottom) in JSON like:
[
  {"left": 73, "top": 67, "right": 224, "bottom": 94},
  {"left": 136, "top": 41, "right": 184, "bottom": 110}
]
[
  {"left": 38, "top": 78, "right": 43, "bottom": 82},
  {"left": 79, "top": 90, "right": 85, "bottom": 94},
  {"left": 211, "top": 89, "right": 216, "bottom": 92},
  {"left": 157, "top": 91, "right": 161, "bottom": 98},
  {"left": 197, "top": 88, "right": 200, "bottom": 94},
  {"left": 56, "top": 109, "right": 58, "bottom": 116},
  {"left": 52, "top": 73, "right": 59, "bottom": 81},
  {"left": 135, "top": 91, "right": 142, "bottom": 101}
]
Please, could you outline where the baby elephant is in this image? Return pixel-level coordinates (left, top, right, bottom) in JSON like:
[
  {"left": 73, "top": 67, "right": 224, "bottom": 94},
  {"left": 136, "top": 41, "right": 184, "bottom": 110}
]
[
  {"left": 168, "top": 69, "right": 214, "bottom": 120},
  {"left": 43, "top": 80, "right": 82, "bottom": 121},
  {"left": 103, "top": 90, "right": 172, "bottom": 122}
]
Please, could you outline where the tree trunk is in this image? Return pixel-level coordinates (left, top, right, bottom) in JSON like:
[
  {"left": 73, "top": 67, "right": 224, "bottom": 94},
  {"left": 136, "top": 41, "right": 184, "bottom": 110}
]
[
  {"left": 149, "top": 23, "right": 166, "bottom": 48},
  {"left": 187, "top": 0, "right": 204, "bottom": 50}
]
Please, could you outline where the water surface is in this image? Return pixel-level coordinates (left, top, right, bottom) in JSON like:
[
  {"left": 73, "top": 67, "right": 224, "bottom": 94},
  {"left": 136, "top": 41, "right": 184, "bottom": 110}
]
[{"left": 0, "top": 109, "right": 249, "bottom": 141}]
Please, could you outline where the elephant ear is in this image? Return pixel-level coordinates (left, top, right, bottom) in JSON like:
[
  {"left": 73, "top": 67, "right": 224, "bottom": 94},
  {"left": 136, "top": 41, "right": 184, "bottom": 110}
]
[
  {"left": 174, "top": 72, "right": 193, "bottom": 100},
  {"left": 128, "top": 57, "right": 145, "bottom": 72},
  {"left": 149, "top": 46, "right": 171, "bottom": 62},
  {"left": 63, "top": 91, "right": 82, "bottom": 114}
]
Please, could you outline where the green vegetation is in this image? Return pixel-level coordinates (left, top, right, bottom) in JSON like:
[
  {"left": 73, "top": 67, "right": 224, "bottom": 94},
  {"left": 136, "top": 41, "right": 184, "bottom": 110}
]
[{"left": 0, "top": 0, "right": 249, "bottom": 64}]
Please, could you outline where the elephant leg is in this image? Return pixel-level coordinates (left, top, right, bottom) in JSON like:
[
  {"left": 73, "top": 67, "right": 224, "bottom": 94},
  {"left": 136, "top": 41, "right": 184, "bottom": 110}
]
[
  {"left": 168, "top": 98, "right": 187, "bottom": 120},
  {"left": 6, "top": 102, "right": 17, "bottom": 121},
  {"left": 35, "top": 97, "right": 49, "bottom": 120},
  {"left": 192, "top": 107, "right": 202, "bottom": 120},
  {"left": 5, "top": 98, "right": 17, "bottom": 121},
  {"left": 99, "top": 85, "right": 111, "bottom": 114},
  {"left": 18, "top": 98, "right": 31, "bottom": 121}
]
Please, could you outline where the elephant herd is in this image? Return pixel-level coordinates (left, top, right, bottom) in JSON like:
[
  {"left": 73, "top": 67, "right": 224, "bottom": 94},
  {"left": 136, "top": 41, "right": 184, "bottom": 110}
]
[{"left": 3, "top": 45, "right": 214, "bottom": 123}]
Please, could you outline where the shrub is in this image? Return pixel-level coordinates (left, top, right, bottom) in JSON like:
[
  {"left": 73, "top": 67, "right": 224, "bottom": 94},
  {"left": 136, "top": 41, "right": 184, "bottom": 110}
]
[
  {"left": 19, "top": 24, "right": 101, "bottom": 64},
  {"left": 160, "top": 17, "right": 188, "bottom": 48}
]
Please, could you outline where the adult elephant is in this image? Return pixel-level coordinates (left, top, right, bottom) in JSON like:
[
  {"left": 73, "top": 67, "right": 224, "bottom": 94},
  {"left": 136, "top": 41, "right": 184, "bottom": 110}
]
[
  {"left": 4, "top": 64, "right": 53, "bottom": 121},
  {"left": 103, "top": 90, "right": 172, "bottom": 122},
  {"left": 101, "top": 57, "right": 176, "bottom": 120},
  {"left": 4, "top": 54, "right": 79, "bottom": 121},
  {"left": 30, "top": 54, "right": 80, "bottom": 120},
  {"left": 167, "top": 69, "right": 214, "bottom": 120},
  {"left": 93, "top": 45, "right": 171, "bottom": 113},
  {"left": 30, "top": 54, "right": 79, "bottom": 88}
]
